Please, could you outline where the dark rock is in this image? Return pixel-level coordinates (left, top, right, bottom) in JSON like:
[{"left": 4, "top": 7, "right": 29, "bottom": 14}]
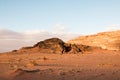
[
  {"left": 63, "top": 44, "right": 82, "bottom": 54},
  {"left": 12, "top": 50, "right": 18, "bottom": 52},
  {"left": 33, "top": 38, "right": 65, "bottom": 54},
  {"left": 20, "top": 47, "right": 33, "bottom": 50},
  {"left": 33, "top": 38, "right": 83, "bottom": 54},
  {"left": 34, "top": 38, "right": 65, "bottom": 48},
  {"left": 19, "top": 38, "right": 93, "bottom": 54}
]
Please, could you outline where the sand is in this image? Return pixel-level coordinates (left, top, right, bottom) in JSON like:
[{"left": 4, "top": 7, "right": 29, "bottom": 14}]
[{"left": 0, "top": 51, "right": 120, "bottom": 80}]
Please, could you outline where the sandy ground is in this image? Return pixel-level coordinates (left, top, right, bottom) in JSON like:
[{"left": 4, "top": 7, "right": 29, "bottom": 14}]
[{"left": 0, "top": 51, "right": 120, "bottom": 80}]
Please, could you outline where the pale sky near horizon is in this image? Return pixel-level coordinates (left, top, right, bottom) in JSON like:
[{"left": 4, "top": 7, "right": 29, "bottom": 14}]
[
  {"left": 0, "top": 0, "right": 120, "bottom": 52},
  {"left": 0, "top": 0, "right": 120, "bottom": 34}
]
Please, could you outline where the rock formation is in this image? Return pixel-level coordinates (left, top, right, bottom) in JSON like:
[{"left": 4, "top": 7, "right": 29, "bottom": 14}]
[{"left": 17, "top": 38, "right": 95, "bottom": 54}]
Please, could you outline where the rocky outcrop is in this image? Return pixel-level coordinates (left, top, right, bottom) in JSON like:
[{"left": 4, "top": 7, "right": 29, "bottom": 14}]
[
  {"left": 18, "top": 38, "right": 95, "bottom": 54},
  {"left": 33, "top": 38, "right": 66, "bottom": 54},
  {"left": 67, "top": 30, "right": 120, "bottom": 51}
]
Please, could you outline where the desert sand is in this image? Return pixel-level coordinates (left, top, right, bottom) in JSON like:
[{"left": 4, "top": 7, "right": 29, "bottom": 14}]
[{"left": 0, "top": 50, "right": 120, "bottom": 80}]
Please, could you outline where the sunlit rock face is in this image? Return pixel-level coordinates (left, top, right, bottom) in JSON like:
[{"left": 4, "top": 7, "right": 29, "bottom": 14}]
[{"left": 67, "top": 30, "right": 120, "bottom": 51}]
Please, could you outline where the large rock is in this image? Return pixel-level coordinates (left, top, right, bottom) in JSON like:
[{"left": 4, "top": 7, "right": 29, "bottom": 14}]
[
  {"left": 33, "top": 38, "right": 85, "bottom": 54},
  {"left": 18, "top": 38, "right": 92, "bottom": 54},
  {"left": 17, "top": 38, "right": 97, "bottom": 54},
  {"left": 33, "top": 38, "right": 65, "bottom": 54}
]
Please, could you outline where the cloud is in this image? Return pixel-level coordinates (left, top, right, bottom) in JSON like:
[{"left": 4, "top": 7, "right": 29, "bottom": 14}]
[
  {"left": 106, "top": 24, "right": 120, "bottom": 31},
  {"left": 0, "top": 29, "right": 23, "bottom": 39},
  {"left": 0, "top": 27, "right": 79, "bottom": 52}
]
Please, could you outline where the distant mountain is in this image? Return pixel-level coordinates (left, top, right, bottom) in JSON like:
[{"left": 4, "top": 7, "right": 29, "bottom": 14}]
[{"left": 67, "top": 30, "right": 120, "bottom": 51}]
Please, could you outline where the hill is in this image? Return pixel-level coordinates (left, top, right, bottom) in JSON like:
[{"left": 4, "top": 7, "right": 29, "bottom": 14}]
[
  {"left": 9, "top": 38, "right": 102, "bottom": 54},
  {"left": 67, "top": 30, "right": 120, "bottom": 51}
]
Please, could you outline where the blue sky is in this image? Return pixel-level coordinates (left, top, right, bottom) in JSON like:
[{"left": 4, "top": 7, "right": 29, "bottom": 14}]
[{"left": 0, "top": 0, "right": 120, "bottom": 34}]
